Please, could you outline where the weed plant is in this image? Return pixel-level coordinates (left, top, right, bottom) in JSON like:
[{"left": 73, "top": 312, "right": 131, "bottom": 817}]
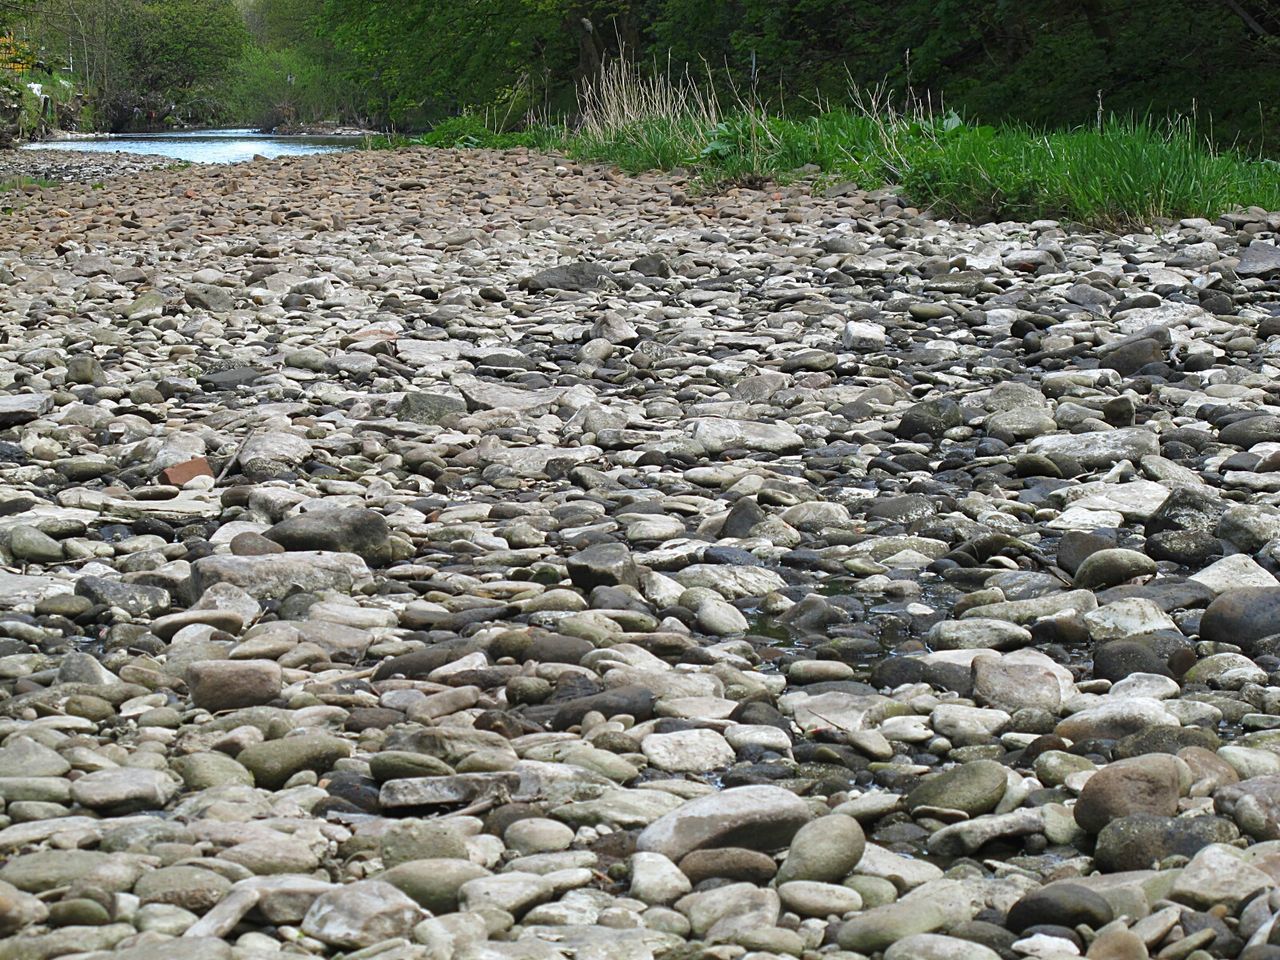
[{"left": 381, "top": 62, "right": 1280, "bottom": 228}]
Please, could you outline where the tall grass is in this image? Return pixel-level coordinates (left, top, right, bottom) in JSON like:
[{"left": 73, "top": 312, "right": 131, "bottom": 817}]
[{"left": 386, "top": 61, "right": 1280, "bottom": 228}]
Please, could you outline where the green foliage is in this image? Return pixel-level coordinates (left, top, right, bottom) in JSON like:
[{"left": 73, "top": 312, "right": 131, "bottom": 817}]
[
  {"left": 226, "top": 45, "right": 336, "bottom": 129},
  {"left": 0, "top": 174, "right": 53, "bottom": 190},
  {"left": 375, "top": 86, "right": 1280, "bottom": 228},
  {"left": 15, "top": 72, "right": 78, "bottom": 139},
  {"left": 895, "top": 118, "right": 1280, "bottom": 226},
  {"left": 315, "top": 0, "right": 581, "bottom": 129},
  {"left": 118, "top": 0, "right": 249, "bottom": 94}
]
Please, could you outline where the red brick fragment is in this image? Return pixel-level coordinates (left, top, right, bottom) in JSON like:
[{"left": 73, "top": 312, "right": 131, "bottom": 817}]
[{"left": 160, "top": 457, "right": 214, "bottom": 486}]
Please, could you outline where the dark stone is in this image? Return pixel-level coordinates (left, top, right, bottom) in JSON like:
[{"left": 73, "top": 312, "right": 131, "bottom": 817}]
[
  {"left": 74, "top": 577, "right": 170, "bottom": 618},
  {"left": 1219, "top": 414, "right": 1280, "bottom": 449},
  {"left": 1146, "top": 487, "right": 1228, "bottom": 536},
  {"left": 1055, "top": 530, "right": 1117, "bottom": 575},
  {"left": 526, "top": 685, "right": 656, "bottom": 730},
  {"left": 678, "top": 847, "right": 777, "bottom": 885},
  {"left": 566, "top": 543, "right": 638, "bottom": 590},
  {"left": 1094, "top": 814, "right": 1238, "bottom": 872},
  {"left": 265, "top": 507, "right": 392, "bottom": 565},
  {"left": 1005, "top": 883, "right": 1114, "bottom": 934},
  {"left": 1201, "top": 588, "right": 1280, "bottom": 654},
  {"left": 1114, "top": 725, "right": 1218, "bottom": 758},
  {"left": 525, "top": 262, "right": 615, "bottom": 292},
  {"left": 896, "top": 398, "right": 962, "bottom": 439}
]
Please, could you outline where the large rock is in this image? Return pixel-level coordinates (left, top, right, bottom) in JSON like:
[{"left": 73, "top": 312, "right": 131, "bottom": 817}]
[
  {"left": 187, "top": 659, "right": 282, "bottom": 712},
  {"left": 636, "top": 785, "right": 812, "bottom": 861},
  {"left": 1094, "top": 814, "right": 1238, "bottom": 872},
  {"left": 236, "top": 736, "right": 352, "bottom": 789},
  {"left": 69, "top": 769, "right": 178, "bottom": 814},
  {"left": 301, "top": 879, "right": 422, "bottom": 948},
  {"left": 1074, "top": 755, "right": 1185, "bottom": 833},
  {"left": 1027, "top": 426, "right": 1159, "bottom": 468},
  {"left": 775, "top": 815, "right": 865, "bottom": 884},
  {"left": 907, "top": 760, "right": 1008, "bottom": 817},
  {"left": 689, "top": 418, "right": 804, "bottom": 455},
  {"left": 191, "top": 551, "right": 372, "bottom": 600},
  {"left": 1200, "top": 587, "right": 1280, "bottom": 653},
  {"left": 264, "top": 507, "right": 392, "bottom": 565}
]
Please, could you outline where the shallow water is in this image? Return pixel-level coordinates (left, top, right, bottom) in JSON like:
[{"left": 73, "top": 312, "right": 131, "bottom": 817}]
[{"left": 22, "top": 127, "right": 360, "bottom": 165}]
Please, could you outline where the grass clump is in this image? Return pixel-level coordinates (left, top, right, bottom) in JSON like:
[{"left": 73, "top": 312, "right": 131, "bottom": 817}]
[
  {"left": 379, "top": 61, "right": 1280, "bottom": 228},
  {"left": 0, "top": 175, "right": 54, "bottom": 192},
  {"left": 891, "top": 115, "right": 1280, "bottom": 226}
]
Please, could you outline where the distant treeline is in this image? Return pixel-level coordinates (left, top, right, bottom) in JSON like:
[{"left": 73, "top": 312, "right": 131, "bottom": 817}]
[{"left": 7, "top": 0, "right": 1280, "bottom": 149}]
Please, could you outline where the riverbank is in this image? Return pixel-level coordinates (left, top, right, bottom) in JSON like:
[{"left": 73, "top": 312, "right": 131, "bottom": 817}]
[
  {"left": 0, "top": 146, "right": 1278, "bottom": 959},
  {"left": 391, "top": 84, "right": 1280, "bottom": 229},
  {"left": 0, "top": 147, "right": 179, "bottom": 184}
]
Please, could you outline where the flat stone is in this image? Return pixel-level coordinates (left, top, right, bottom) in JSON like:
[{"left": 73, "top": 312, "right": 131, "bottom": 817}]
[{"left": 636, "top": 785, "right": 812, "bottom": 861}]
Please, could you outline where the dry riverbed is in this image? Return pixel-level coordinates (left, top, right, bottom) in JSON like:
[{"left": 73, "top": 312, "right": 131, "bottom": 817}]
[{"left": 0, "top": 147, "right": 1278, "bottom": 960}]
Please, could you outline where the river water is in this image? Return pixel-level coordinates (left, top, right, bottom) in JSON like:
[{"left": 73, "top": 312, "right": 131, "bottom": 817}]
[{"left": 21, "top": 128, "right": 361, "bottom": 165}]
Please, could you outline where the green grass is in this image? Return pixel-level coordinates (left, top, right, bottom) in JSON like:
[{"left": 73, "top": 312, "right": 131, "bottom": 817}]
[
  {"left": 0, "top": 175, "right": 54, "bottom": 192},
  {"left": 373, "top": 65, "right": 1280, "bottom": 228}
]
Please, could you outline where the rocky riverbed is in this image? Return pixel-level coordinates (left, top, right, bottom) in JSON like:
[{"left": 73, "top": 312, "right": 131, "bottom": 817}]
[
  {"left": 0, "top": 148, "right": 177, "bottom": 185},
  {"left": 0, "top": 146, "right": 1279, "bottom": 960}
]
